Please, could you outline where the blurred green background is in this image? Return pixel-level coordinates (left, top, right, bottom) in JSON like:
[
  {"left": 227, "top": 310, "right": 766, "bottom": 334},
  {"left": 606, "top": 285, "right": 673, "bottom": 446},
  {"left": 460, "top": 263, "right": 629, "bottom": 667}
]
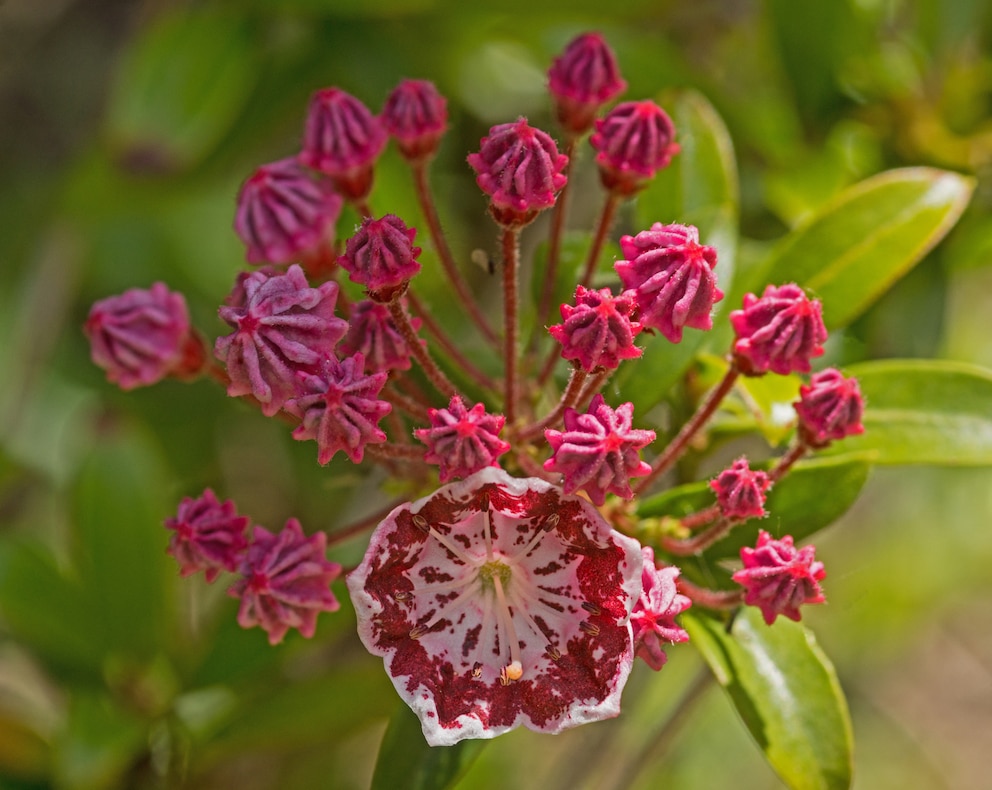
[{"left": 1, "top": 0, "right": 992, "bottom": 788}]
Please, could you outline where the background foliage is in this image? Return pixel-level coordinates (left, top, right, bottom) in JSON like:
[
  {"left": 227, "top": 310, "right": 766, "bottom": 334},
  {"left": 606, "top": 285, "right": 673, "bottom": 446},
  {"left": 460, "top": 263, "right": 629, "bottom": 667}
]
[{"left": 1, "top": 0, "right": 991, "bottom": 788}]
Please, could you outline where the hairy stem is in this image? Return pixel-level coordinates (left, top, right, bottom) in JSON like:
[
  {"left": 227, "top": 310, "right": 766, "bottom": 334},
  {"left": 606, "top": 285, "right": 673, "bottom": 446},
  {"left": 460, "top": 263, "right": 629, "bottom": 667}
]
[
  {"left": 502, "top": 228, "right": 521, "bottom": 424},
  {"left": 387, "top": 299, "right": 460, "bottom": 400},
  {"left": 515, "top": 365, "right": 588, "bottom": 442},
  {"left": 325, "top": 498, "right": 408, "bottom": 549},
  {"left": 536, "top": 136, "right": 576, "bottom": 334},
  {"left": 578, "top": 192, "right": 620, "bottom": 289}
]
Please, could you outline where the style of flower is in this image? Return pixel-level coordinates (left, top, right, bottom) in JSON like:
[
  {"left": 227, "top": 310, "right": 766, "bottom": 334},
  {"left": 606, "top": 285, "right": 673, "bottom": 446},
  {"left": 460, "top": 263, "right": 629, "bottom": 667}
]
[
  {"left": 414, "top": 396, "right": 510, "bottom": 483},
  {"left": 338, "top": 214, "right": 422, "bottom": 302},
  {"left": 615, "top": 222, "right": 723, "bottom": 343},
  {"left": 630, "top": 547, "right": 691, "bottom": 671},
  {"left": 286, "top": 353, "right": 391, "bottom": 464},
  {"left": 84, "top": 282, "right": 197, "bottom": 390},
  {"left": 544, "top": 395, "right": 655, "bottom": 506},
  {"left": 732, "top": 530, "right": 826, "bottom": 625},
  {"left": 794, "top": 368, "right": 865, "bottom": 448},
  {"left": 214, "top": 265, "right": 347, "bottom": 416},
  {"left": 347, "top": 468, "right": 644, "bottom": 746},
  {"left": 229, "top": 518, "right": 342, "bottom": 645},
  {"left": 382, "top": 79, "right": 448, "bottom": 162},
  {"left": 547, "top": 32, "right": 627, "bottom": 135},
  {"left": 710, "top": 457, "right": 771, "bottom": 521},
  {"left": 233, "top": 157, "right": 343, "bottom": 265},
  {"left": 590, "top": 100, "right": 679, "bottom": 195},
  {"left": 548, "top": 286, "right": 643, "bottom": 372},
  {"left": 730, "top": 283, "right": 827, "bottom": 376},
  {"left": 164, "top": 489, "right": 250, "bottom": 582},
  {"left": 339, "top": 298, "right": 420, "bottom": 372}
]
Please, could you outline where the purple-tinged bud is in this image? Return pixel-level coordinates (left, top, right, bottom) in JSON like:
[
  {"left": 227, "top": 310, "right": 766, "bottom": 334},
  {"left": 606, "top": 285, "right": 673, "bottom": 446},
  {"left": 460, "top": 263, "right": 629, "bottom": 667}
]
[
  {"left": 590, "top": 100, "right": 679, "bottom": 196},
  {"left": 548, "top": 32, "right": 626, "bottom": 135},
  {"left": 382, "top": 79, "right": 448, "bottom": 163},
  {"left": 710, "top": 457, "right": 771, "bottom": 521},
  {"left": 615, "top": 222, "right": 723, "bottom": 343},
  {"left": 631, "top": 547, "right": 691, "bottom": 670},
  {"left": 414, "top": 396, "right": 510, "bottom": 483},
  {"left": 234, "top": 157, "right": 342, "bottom": 266},
  {"left": 340, "top": 298, "right": 421, "bottom": 372},
  {"left": 85, "top": 282, "right": 202, "bottom": 390},
  {"left": 730, "top": 284, "right": 828, "bottom": 377},
  {"left": 285, "top": 353, "right": 391, "bottom": 465},
  {"left": 214, "top": 265, "right": 347, "bottom": 416},
  {"left": 794, "top": 368, "right": 865, "bottom": 448},
  {"left": 338, "top": 214, "right": 421, "bottom": 303},
  {"left": 544, "top": 394, "right": 655, "bottom": 506},
  {"left": 165, "top": 489, "right": 250, "bottom": 582},
  {"left": 299, "top": 87, "right": 387, "bottom": 202},
  {"left": 548, "top": 286, "right": 643, "bottom": 372},
  {"left": 467, "top": 118, "right": 569, "bottom": 229},
  {"left": 229, "top": 518, "right": 341, "bottom": 645},
  {"left": 732, "top": 530, "right": 826, "bottom": 625}
]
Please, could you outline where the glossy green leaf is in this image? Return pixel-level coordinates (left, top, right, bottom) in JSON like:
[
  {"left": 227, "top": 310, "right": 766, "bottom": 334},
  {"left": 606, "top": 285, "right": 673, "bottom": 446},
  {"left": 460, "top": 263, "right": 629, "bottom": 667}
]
[
  {"left": 830, "top": 359, "right": 992, "bottom": 465},
  {"left": 687, "top": 609, "right": 853, "bottom": 790},
  {"left": 761, "top": 168, "right": 973, "bottom": 329},
  {"left": 371, "top": 704, "right": 487, "bottom": 790}
]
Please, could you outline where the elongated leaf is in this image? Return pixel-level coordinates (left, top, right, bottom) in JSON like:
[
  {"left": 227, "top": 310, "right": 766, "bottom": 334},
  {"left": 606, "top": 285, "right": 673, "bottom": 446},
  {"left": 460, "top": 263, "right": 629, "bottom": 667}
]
[
  {"left": 831, "top": 359, "right": 992, "bottom": 465},
  {"left": 371, "top": 704, "right": 487, "bottom": 790},
  {"left": 687, "top": 609, "right": 853, "bottom": 790}
]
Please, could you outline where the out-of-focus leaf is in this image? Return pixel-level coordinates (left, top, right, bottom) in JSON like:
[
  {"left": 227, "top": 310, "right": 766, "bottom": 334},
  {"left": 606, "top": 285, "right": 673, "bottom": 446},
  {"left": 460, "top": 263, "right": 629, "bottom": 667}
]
[
  {"left": 370, "top": 703, "right": 487, "bottom": 790},
  {"left": 829, "top": 359, "right": 992, "bottom": 465},
  {"left": 687, "top": 609, "right": 854, "bottom": 790},
  {"left": 0, "top": 712, "right": 49, "bottom": 781}
]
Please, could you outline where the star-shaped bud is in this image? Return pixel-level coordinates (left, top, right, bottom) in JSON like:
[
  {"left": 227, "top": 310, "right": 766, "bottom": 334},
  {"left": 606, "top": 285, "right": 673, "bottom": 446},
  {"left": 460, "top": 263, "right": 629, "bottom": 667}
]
[
  {"left": 339, "top": 298, "right": 420, "bottom": 372},
  {"left": 164, "top": 489, "right": 250, "bottom": 582},
  {"left": 414, "top": 396, "right": 510, "bottom": 483},
  {"left": 214, "top": 265, "right": 347, "bottom": 416},
  {"left": 544, "top": 395, "right": 655, "bottom": 506},
  {"left": 382, "top": 79, "right": 448, "bottom": 163},
  {"left": 338, "top": 214, "right": 422, "bottom": 303},
  {"left": 590, "top": 100, "right": 679, "bottom": 196},
  {"left": 710, "top": 457, "right": 771, "bottom": 521},
  {"left": 615, "top": 223, "right": 723, "bottom": 343},
  {"left": 347, "top": 468, "right": 644, "bottom": 745},
  {"left": 630, "top": 547, "right": 691, "bottom": 670},
  {"left": 794, "top": 368, "right": 865, "bottom": 448},
  {"left": 229, "top": 518, "right": 341, "bottom": 645},
  {"left": 548, "top": 286, "right": 643, "bottom": 372},
  {"left": 548, "top": 32, "right": 626, "bottom": 135},
  {"left": 732, "top": 530, "right": 826, "bottom": 625}
]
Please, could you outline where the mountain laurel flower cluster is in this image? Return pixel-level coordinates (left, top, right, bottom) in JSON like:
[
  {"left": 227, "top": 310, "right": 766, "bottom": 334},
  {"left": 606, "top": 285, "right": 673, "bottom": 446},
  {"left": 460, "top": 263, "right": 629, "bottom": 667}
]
[{"left": 84, "top": 31, "right": 871, "bottom": 746}]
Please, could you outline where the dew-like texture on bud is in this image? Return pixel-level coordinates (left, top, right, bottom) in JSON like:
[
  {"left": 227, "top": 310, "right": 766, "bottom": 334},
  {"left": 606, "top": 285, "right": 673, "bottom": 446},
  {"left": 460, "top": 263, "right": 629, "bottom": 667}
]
[
  {"left": 414, "top": 396, "right": 510, "bottom": 483},
  {"left": 165, "top": 489, "right": 250, "bottom": 583},
  {"left": 794, "top": 368, "right": 865, "bottom": 448},
  {"left": 338, "top": 214, "right": 422, "bottom": 300},
  {"left": 85, "top": 282, "right": 192, "bottom": 390},
  {"left": 229, "top": 519, "right": 341, "bottom": 645},
  {"left": 286, "top": 353, "right": 390, "bottom": 464},
  {"left": 548, "top": 32, "right": 626, "bottom": 135},
  {"left": 732, "top": 530, "right": 826, "bottom": 625},
  {"left": 590, "top": 100, "right": 679, "bottom": 195},
  {"left": 709, "top": 457, "right": 771, "bottom": 521},
  {"left": 615, "top": 223, "right": 723, "bottom": 343},
  {"left": 549, "top": 286, "right": 643, "bottom": 372},
  {"left": 630, "top": 547, "right": 691, "bottom": 671},
  {"left": 544, "top": 395, "right": 655, "bottom": 506},
  {"left": 382, "top": 79, "right": 448, "bottom": 162},
  {"left": 215, "top": 265, "right": 346, "bottom": 416},
  {"left": 340, "top": 298, "right": 420, "bottom": 372},
  {"left": 730, "top": 284, "right": 828, "bottom": 376},
  {"left": 467, "top": 118, "right": 569, "bottom": 228},
  {"left": 234, "top": 157, "right": 343, "bottom": 265}
]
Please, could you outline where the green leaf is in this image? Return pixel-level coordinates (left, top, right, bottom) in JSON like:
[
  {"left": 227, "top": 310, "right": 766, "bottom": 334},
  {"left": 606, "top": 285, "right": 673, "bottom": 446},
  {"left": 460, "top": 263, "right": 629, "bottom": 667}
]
[
  {"left": 760, "top": 168, "right": 973, "bottom": 329},
  {"left": 830, "top": 359, "right": 992, "bottom": 465},
  {"left": 370, "top": 704, "right": 487, "bottom": 790},
  {"left": 687, "top": 609, "right": 853, "bottom": 790}
]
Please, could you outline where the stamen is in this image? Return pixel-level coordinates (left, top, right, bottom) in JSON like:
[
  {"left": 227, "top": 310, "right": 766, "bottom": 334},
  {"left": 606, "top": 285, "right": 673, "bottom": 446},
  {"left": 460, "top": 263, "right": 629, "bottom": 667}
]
[
  {"left": 546, "top": 645, "right": 562, "bottom": 661},
  {"left": 581, "top": 601, "right": 602, "bottom": 616},
  {"left": 472, "top": 662, "right": 483, "bottom": 679},
  {"left": 421, "top": 522, "right": 476, "bottom": 565},
  {"left": 579, "top": 620, "right": 600, "bottom": 636},
  {"left": 508, "top": 515, "right": 558, "bottom": 562},
  {"left": 492, "top": 573, "right": 523, "bottom": 678},
  {"left": 482, "top": 502, "right": 495, "bottom": 562},
  {"left": 394, "top": 591, "right": 410, "bottom": 601},
  {"left": 412, "top": 514, "right": 431, "bottom": 533}
]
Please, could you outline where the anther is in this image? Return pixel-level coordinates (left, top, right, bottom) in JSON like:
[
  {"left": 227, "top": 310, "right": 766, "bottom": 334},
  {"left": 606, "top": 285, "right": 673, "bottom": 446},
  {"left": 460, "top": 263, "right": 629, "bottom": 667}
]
[
  {"left": 543, "top": 513, "right": 561, "bottom": 531},
  {"left": 394, "top": 591, "right": 410, "bottom": 601},
  {"left": 412, "top": 514, "right": 430, "bottom": 533},
  {"left": 581, "top": 601, "right": 602, "bottom": 616},
  {"left": 546, "top": 645, "right": 561, "bottom": 661},
  {"left": 472, "top": 662, "right": 483, "bottom": 679},
  {"left": 579, "top": 620, "right": 601, "bottom": 636},
  {"left": 499, "top": 660, "right": 523, "bottom": 685},
  {"left": 409, "top": 625, "right": 427, "bottom": 639}
]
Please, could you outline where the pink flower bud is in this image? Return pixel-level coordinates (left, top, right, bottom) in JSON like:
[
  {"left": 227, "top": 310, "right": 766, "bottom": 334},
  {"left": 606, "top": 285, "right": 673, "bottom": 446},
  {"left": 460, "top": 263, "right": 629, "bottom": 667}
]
[
  {"left": 710, "top": 457, "right": 771, "bottom": 521},
  {"left": 339, "top": 298, "right": 420, "bottom": 372},
  {"left": 548, "top": 32, "right": 626, "bottom": 135},
  {"left": 548, "top": 286, "right": 643, "bottom": 372},
  {"left": 544, "top": 394, "right": 655, "bottom": 506},
  {"left": 85, "top": 282, "right": 196, "bottom": 390},
  {"left": 382, "top": 79, "right": 448, "bottom": 162},
  {"left": 165, "top": 489, "right": 250, "bottom": 582},
  {"left": 590, "top": 100, "right": 679, "bottom": 195},
  {"left": 732, "top": 530, "right": 826, "bottom": 625},
  {"left": 794, "top": 368, "right": 865, "bottom": 448},
  {"left": 286, "top": 353, "right": 391, "bottom": 464},
  {"left": 631, "top": 547, "right": 691, "bottom": 670},
  {"left": 414, "top": 396, "right": 510, "bottom": 483},
  {"left": 234, "top": 157, "right": 342, "bottom": 265},
  {"left": 229, "top": 518, "right": 341, "bottom": 645},
  {"left": 467, "top": 118, "right": 569, "bottom": 229},
  {"left": 615, "top": 222, "right": 723, "bottom": 343},
  {"left": 338, "top": 214, "right": 421, "bottom": 302},
  {"left": 730, "top": 284, "right": 828, "bottom": 376}
]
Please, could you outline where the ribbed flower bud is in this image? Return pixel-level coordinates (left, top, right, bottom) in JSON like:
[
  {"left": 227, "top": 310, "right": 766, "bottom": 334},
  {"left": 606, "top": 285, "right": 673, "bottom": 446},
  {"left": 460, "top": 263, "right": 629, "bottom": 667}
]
[
  {"left": 590, "top": 100, "right": 679, "bottom": 195},
  {"left": 548, "top": 286, "right": 643, "bottom": 372},
  {"left": 732, "top": 531, "right": 826, "bottom": 625},
  {"left": 794, "top": 368, "right": 865, "bottom": 448},
  {"left": 548, "top": 32, "right": 626, "bottom": 135},
  {"left": 414, "top": 396, "right": 510, "bottom": 483},
  {"left": 164, "top": 489, "right": 250, "bottom": 582},
  {"left": 338, "top": 214, "right": 422, "bottom": 303},
  {"left": 710, "top": 457, "right": 771, "bottom": 521},
  {"left": 382, "top": 79, "right": 448, "bottom": 162},
  {"left": 730, "top": 284, "right": 828, "bottom": 376},
  {"left": 339, "top": 298, "right": 420, "bottom": 372},
  {"left": 631, "top": 547, "right": 691, "bottom": 671}
]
